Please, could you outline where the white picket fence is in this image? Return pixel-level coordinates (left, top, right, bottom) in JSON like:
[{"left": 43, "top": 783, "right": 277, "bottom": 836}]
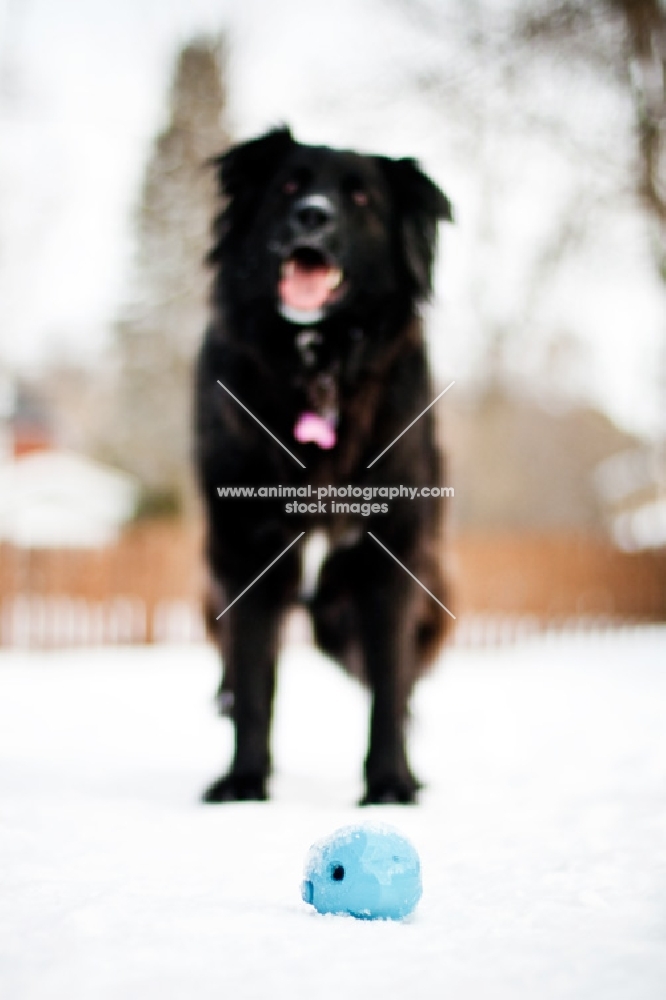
[
  {"left": 0, "top": 595, "right": 205, "bottom": 648},
  {"left": 0, "top": 594, "right": 647, "bottom": 650}
]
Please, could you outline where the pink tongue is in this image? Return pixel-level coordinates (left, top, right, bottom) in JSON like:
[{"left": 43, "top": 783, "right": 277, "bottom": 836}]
[
  {"left": 279, "top": 264, "right": 334, "bottom": 311},
  {"left": 294, "top": 412, "right": 336, "bottom": 449}
]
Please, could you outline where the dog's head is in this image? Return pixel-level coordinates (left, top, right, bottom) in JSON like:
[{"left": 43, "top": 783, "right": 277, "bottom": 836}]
[{"left": 208, "top": 127, "right": 453, "bottom": 325}]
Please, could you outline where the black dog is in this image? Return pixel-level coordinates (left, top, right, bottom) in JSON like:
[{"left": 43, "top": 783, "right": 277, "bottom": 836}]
[{"left": 194, "top": 126, "right": 452, "bottom": 805}]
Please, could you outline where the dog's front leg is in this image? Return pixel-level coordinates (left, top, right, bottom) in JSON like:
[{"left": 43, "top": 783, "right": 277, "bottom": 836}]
[
  {"left": 357, "top": 553, "right": 422, "bottom": 805},
  {"left": 202, "top": 539, "right": 297, "bottom": 803}
]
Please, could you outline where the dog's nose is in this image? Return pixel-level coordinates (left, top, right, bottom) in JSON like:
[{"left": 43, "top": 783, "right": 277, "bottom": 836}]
[{"left": 292, "top": 194, "right": 334, "bottom": 235}]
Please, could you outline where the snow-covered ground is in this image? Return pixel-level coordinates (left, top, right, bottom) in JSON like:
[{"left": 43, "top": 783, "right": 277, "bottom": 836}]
[{"left": 1, "top": 628, "right": 665, "bottom": 999}]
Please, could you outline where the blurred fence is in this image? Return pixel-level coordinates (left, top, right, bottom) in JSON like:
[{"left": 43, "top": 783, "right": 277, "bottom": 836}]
[
  {"left": 0, "top": 522, "right": 205, "bottom": 648},
  {"left": 1, "top": 523, "right": 664, "bottom": 648}
]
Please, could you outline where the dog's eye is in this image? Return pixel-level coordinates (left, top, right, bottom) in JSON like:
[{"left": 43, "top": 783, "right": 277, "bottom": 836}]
[
  {"left": 343, "top": 174, "right": 369, "bottom": 207},
  {"left": 282, "top": 168, "right": 311, "bottom": 197},
  {"left": 331, "top": 864, "right": 345, "bottom": 881}
]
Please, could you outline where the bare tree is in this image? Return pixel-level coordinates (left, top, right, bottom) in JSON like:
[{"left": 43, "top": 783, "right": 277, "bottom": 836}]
[
  {"left": 516, "top": 0, "right": 666, "bottom": 491},
  {"left": 516, "top": 1, "right": 666, "bottom": 239}
]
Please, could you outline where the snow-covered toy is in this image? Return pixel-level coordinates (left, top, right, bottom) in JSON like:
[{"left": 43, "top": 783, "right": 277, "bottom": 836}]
[{"left": 301, "top": 824, "right": 422, "bottom": 920}]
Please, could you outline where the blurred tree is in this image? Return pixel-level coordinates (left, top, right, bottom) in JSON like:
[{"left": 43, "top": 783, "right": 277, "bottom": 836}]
[
  {"left": 516, "top": 0, "right": 666, "bottom": 250},
  {"left": 390, "top": 0, "right": 662, "bottom": 388},
  {"left": 515, "top": 0, "right": 666, "bottom": 502},
  {"left": 108, "top": 35, "right": 231, "bottom": 517}
]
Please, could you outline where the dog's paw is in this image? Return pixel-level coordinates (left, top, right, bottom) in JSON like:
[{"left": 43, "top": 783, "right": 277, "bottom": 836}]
[
  {"left": 201, "top": 772, "right": 268, "bottom": 803},
  {"left": 360, "top": 775, "right": 421, "bottom": 806}
]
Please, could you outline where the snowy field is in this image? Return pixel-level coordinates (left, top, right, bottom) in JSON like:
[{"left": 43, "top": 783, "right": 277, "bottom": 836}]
[{"left": 1, "top": 628, "right": 665, "bottom": 1000}]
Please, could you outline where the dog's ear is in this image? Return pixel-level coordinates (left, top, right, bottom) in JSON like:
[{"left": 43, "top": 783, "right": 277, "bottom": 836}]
[
  {"left": 376, "top": 156, "right": 453, "bottom": 298},
  {"left": 210, "top": 126, "right": 296, "bottom": 198}
]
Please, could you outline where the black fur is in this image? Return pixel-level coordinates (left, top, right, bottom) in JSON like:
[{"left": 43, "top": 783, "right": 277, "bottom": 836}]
[{"left": 194, "top": 127, "right": 452, "bottom": 805}]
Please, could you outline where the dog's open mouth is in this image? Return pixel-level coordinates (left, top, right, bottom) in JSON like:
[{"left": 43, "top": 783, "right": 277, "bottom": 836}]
[{"left": 278, "top": 247, "right": 344, "bottom": 324}]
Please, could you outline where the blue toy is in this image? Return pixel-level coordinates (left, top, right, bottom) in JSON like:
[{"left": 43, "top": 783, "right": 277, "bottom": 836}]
[{"left": 301, "top": 824, "right": 422, "bottom": 920}]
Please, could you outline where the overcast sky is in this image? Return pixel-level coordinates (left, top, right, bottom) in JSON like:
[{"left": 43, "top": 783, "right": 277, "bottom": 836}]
[{"left": 0, "top": 0, "right": 663, "bottom": 438}]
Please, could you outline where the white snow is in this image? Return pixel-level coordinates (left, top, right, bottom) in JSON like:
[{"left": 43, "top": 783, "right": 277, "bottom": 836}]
[{"left": 1, "top": 629, "right": 665, "bottom": 999}]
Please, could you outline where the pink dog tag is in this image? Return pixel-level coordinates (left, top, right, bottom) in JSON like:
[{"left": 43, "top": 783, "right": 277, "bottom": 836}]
[{"left": 294, "top": 412, "right": 336, "bottom": 449}]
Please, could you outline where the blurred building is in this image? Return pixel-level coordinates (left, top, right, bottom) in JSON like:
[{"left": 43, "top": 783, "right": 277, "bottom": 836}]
[
  {"left": 0, "top": 377, "right": 137, "bottom": 548},
  {"left": 445, "top": 386, "right": 644, "bottom": 538},
  {"left": 595, "top": 447, "right": 666, "bottom": 550}
]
